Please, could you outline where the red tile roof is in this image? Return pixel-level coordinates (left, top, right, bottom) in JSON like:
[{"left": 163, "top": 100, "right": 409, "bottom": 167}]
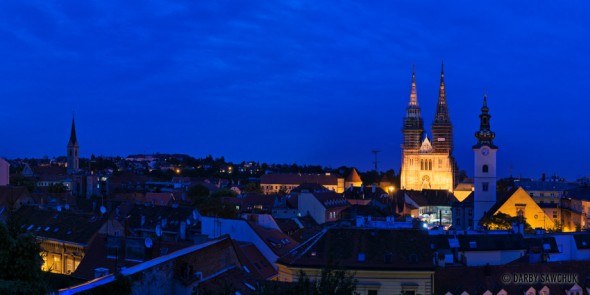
[
  {"left": 261, "top": 173, "right": 341, "bottom": 185},
  {"left": 234, "top": 241, "right": 277, "bottom": 280},
  {"left": 247, "top": 221, "right": 300, "bottom": 257}
]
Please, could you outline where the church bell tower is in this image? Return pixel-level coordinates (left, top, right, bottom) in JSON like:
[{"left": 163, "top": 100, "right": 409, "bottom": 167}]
[
  {"left": 473, "top": 94, "right": 498, "bottom": 229},
  {"left": 67, "top": 116, "right": 79, "bottom": 174}
]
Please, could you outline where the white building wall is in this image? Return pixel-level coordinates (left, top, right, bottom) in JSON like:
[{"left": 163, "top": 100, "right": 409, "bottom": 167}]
[
  {"left": 549, "top": 234, "right": 576, "bottom": 261},
  {"left": 473, "top": 147, "right": 497, "bottom": 229},
  {"left": 298, "top": 192, "right": 325, "bottom": 224},
  {"left": 201, "top": 217, "right": 278, "bottom": 265}
]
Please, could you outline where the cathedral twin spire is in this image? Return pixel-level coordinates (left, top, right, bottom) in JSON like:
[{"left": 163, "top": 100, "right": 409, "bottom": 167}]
[{"left": 403, "top": 64, "right": 452, "bottom": 153}]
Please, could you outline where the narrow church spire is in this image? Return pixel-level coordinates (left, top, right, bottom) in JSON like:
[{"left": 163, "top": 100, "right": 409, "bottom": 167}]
[
  {"left": 438, "top": 62, "right": 446, "bottom": 105},
  {"left": 434, "top": 62, "right": 449, "bottom": 121},
  {"left": 474, "top": 92, "right": 496, "bottom": 148},
  {"left": 402, "top": 66, "right": 424, "bottom": 151},
  {"left": 407, "top": 65, "right": 419, "bottom": 107},
  {"left": 67, "top": 114, "right": 79, "bottom": 174},
  {"left": 69, "top": 115, "right": 78, "bottom": 146},
  {"left": 432, "top": 62, "right": 453, "bottom": 154}
]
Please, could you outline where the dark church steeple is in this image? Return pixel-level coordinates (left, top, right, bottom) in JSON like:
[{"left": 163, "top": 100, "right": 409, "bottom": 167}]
[
  {"left": 67, "top": 115, "right": 79, "bottom": 174},
  {"left": 402, "top": 66, "right": 424, "bottom": 150},
  {"left": 473, "top": 93, "right": 497, "bottom": 148},
  {"left": 432, "top": 62, "right": 453, "bottom": 153}
]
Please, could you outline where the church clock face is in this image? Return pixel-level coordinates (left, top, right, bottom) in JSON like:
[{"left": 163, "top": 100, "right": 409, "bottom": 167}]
[{"left": 481, "top": 147, "right": 490, "bottom": 156}]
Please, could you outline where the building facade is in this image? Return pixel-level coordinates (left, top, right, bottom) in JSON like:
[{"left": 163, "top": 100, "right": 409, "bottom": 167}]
[
  {"left": 260, "top": 173, "right": 344, "bottom": 194},
  {"left": 400, "top": 65, "right": 456, "bottom": 192}
]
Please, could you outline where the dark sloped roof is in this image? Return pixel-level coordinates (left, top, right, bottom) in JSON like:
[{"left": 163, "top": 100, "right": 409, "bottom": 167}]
[
  {"left": 565, "top": 186, "right": 590, "bottom": 201},
  {"left": 517, "top": 180, "right": 579, "bottom": 192},
  {"left": 247, "top": 221, "right": 300, "bottom": 257},
  {"left": 13, "top": 206, "right": 104, "bottom": 245},
  {"left": 278, "top": 228, "right": 434, "bottom": 271},
  {"left": 197, "top": 266, "right": 255, "bottom": 295},
  {"left": 234, "top": 241, "right": 277, "bottom": 280},
  {"left": 0, "top": 186, "right": 30, "bottom": 208},
  {"left": 290, "top": 183, "right": 331, "bottom": 193},
  {"left": 457, "top": 234, "right": 527, "bottom": 251},
  {"left": 125, "top": 203, "right": 198, "bottom": 234},
  {"left": 312, "top": 191, "right": 349, "bottom": 209},
  {"left": 343, "top": 185, "right": 388, "bottom": 200},
  {"left": 404, "top": 189, "right": 452, "bottom": 207}
]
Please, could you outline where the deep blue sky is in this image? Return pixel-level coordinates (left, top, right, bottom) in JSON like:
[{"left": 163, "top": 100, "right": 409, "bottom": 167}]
[{"left": 1, "top": 1, "right": 589, "bottom": 180}]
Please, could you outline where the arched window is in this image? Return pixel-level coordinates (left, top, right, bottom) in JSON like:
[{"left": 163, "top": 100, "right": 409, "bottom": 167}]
[{"left": 482, "top": 165, "right": 489, "bottom": 173}]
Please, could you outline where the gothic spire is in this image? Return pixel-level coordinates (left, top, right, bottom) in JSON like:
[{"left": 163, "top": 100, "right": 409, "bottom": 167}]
[
  {"left": 434, "top": 62, "right": 449, "bottom": 123},
  {"left": 408, "top": 64, "right": 418, "bottom": 107},
  {"left": 402, "top": 65, "right": 424, "bottom": 150},
  {"left": 68, "top": 115, "right": 78, "bottom": 146},
  {"left": 474, "top": 92, "right": 496, "bottom": 148}
]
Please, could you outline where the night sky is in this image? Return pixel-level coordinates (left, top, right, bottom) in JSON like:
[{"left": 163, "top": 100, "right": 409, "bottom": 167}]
[{"left": 1, "top": 2, "right": 589, "bottom": 180}]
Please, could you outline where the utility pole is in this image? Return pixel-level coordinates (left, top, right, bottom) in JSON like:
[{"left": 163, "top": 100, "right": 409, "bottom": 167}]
[{"left": 372, "top": 150, "right": 381, "bottom": 172}]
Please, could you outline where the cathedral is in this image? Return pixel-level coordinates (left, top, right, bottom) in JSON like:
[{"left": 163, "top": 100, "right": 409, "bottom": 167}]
[{"left": 400, "top": 65, "right": 457, "bottom": 192}]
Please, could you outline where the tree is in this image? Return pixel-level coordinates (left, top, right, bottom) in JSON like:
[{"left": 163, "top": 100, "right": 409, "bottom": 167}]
[
  {"left": 188, "top": 187, "right": 238, "bottom": 218},
  {"left": 187, "top": 184, "right": 210, "bottom": 205},
  {"left": 0, "top": 217, "right": 49, "bottom": 294},
  {"left": 480, "top": 212, "right": 533, "bottom": 233},
  {"left": 254, "top": 267, "right": 357, "bottom": 295}
]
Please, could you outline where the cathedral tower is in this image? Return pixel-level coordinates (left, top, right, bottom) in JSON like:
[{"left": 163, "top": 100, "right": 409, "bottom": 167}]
[
  {"left": 401, "top": 66, "right": 424, "bottom": 151},
  {"left": 431, "top": 63, "right": 453, "bottom": 154},
  {"left": 400, "top": 66, "right": 454, "bottom": 192},
  {"left": 473, "top": 94, "right": 498, "bottom": 229},
  {"left": 67, "top": 116, "right": 79, "bottom": 174}
]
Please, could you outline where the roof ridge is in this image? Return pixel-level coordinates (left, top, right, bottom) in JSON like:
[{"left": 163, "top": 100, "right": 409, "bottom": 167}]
[{"left": 282, "top": 227, "right": 329, "bottom": 262}]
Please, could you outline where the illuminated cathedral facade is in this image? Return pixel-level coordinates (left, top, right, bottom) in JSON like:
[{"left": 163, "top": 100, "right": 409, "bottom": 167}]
[{"left": 400, "top": 65, "right": 457, "bottom": 192}]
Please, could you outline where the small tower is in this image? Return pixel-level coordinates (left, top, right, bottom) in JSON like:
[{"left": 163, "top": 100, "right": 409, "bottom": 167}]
[
  {"left": 473, "top": 94, "right": 498, "bottom": 229},
  {"left": 345, "top": 168, "right": 363, "bottom": 189},
  {"left": 432, "top": 63, "right": 453, "bottom": 154},
  {"left": 67, "top": 116, "right": 79, "bottom": 174}
]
